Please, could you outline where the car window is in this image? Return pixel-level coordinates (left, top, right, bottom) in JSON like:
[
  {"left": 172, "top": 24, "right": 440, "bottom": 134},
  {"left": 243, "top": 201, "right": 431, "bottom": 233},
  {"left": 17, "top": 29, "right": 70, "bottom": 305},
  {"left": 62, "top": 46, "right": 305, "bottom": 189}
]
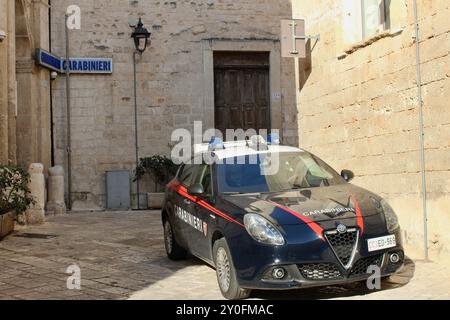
[
  {"left": 191, "top": 164, "right": 213, "bottom": 195},
  {"left": 178, "top": 164, "right": 196, "bottom": 187},
  {"left": 200, "top": 166, "right": 212, "bottom": 195},
  {"left": 216, "top": 152, "right": 346, "bottom": 193}
]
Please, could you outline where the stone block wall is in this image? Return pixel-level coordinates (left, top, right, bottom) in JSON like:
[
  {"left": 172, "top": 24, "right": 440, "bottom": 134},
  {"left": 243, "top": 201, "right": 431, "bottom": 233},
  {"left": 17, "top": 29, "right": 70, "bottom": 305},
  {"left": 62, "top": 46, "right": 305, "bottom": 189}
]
[
  {"left": 293, "top": 0, "right": 450, "bottom": 261},
  {"left": 50, "top": 0, "right": 296, "bottom": 210},
  {"left": 0, "top": 0, "right": 52, "bottom": 170}
]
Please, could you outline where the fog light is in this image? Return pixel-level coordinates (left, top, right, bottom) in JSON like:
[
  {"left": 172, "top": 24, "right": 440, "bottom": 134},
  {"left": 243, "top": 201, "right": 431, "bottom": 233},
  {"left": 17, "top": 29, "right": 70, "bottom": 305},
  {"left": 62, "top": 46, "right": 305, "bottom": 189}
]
[
  {"left": 272, "top": 268, "right": 286, "bottom": 279},
  {"left": 390, "top": 253, "right": 400, "bottom": 264}
]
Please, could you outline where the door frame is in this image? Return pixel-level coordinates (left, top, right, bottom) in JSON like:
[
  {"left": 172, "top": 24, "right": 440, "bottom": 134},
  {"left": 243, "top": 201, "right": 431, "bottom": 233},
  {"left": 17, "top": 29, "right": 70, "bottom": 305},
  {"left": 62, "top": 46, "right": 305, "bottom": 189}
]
[
  {"left": 201, "top": 39, "right": 283, "bottom": 137},
  {"left": 213, "top": 52, "right": 271, "bottom": 134}
]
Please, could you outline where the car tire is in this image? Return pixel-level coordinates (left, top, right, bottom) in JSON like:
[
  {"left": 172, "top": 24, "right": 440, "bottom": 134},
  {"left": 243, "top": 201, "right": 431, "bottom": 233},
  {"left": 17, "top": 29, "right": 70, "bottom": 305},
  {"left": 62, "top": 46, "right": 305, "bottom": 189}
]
[
  {"left": 163, "top": 218, "right": 187, "bottom": 261},
  {"left": 213, "top": 238, "right": 251, "bottom": 300}
]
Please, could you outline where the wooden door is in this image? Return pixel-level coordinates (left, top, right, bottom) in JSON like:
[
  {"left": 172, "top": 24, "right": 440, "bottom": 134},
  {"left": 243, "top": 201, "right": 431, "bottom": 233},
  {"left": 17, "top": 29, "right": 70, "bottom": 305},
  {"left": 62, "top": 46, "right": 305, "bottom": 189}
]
[{"left": 214, "top": 52, "right": 270, "bottom": 136}]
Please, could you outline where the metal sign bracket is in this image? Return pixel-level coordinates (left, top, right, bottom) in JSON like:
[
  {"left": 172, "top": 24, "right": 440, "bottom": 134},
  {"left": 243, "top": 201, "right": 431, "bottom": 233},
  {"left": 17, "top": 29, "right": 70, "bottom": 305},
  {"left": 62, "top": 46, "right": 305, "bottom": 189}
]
[
  {"left": 289, "top": 21, "right": 320, "bottom": 55},
  {"left": 282, "top": 19, "right": 320, "bottom": 58},
  {"left": 290, "top": 35, "right": 321, "bottom": 54}
]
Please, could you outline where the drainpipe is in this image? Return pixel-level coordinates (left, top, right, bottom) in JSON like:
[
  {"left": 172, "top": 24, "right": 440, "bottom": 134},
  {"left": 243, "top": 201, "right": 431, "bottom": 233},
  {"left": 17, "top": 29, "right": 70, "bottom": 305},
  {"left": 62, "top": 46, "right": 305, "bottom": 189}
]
[
  {"left": 49, "top": 0, "right": 55, "bottom": 167},
  {"left": 133, "top": 51, "right": 140, "bottom": 210},
  {"left": 65, "top": 14, "right": 72, "bottom": 211},
  {"left": 412, "top": 0, "right": 428, "bottom": 261}
]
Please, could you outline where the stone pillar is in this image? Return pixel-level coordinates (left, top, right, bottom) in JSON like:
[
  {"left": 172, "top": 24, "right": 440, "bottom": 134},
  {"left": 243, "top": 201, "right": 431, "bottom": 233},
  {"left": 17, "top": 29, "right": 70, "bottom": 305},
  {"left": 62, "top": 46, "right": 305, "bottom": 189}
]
[
  {"left": 33, "top": 0, "right": 52, "bottom": 170},
  {"left": 0, "top": 0, "right": 8, "bottom": 164},
  {"left": 13, "top": 0, "right": 51, "bottom": 170},
  {"left": 46, "top": 166, "right": 66, "bottom": 215},
  {"left": 7, "top": 0, "right": 16, "bottom": 164},
  {"left": 16, "top": 60, "right": 38, "bottom": 168},
  {"left": 25, "top": 163, "right": 46, "bottom": 225}
]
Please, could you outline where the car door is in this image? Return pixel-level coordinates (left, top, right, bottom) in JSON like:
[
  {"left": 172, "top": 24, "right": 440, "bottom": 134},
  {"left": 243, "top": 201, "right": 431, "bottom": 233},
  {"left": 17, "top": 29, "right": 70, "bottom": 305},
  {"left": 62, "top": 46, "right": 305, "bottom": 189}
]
[
  {"left": 188, "top": 164, "right": 215, "bottom": 261},
  {"left": 171, "top": 163, "right": 196, "bottom": 249}
]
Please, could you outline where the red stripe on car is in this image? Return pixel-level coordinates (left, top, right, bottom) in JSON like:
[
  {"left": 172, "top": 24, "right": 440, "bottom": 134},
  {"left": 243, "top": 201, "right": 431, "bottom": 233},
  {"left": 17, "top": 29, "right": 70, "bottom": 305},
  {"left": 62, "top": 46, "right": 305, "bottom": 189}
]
[
  {"left": 168, "top": 181, "right": 245, "bottom": 228},
  {"left": 269, "top": 202, "right": 325, "bottom": 241},
  {"left": 351, "top": 195, "right": 364, "bottom": 235}
]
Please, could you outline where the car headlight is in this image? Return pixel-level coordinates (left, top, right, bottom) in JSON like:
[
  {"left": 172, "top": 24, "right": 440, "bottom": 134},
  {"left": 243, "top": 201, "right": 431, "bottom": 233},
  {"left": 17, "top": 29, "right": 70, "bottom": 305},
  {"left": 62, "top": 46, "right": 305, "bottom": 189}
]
[
  {"left": 381, "top": 199, "right": 399, "bottom": 233},
  {"left": 244, "top": 213, "right": 285, "bottom": 246}
]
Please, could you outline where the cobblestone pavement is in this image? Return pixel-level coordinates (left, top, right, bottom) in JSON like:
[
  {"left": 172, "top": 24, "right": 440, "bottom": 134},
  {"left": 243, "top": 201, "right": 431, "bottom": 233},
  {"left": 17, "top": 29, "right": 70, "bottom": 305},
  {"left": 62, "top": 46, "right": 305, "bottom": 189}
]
[{"left": 0, "top": 211, "right": 448, "bottom": 300}]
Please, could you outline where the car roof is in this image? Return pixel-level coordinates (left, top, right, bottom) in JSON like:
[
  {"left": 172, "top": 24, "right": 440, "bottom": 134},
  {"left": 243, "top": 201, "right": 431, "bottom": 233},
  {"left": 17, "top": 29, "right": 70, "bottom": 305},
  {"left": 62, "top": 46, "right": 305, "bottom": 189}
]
[{"left": 194, "top": 141, "right": 305, "bottom": 161}]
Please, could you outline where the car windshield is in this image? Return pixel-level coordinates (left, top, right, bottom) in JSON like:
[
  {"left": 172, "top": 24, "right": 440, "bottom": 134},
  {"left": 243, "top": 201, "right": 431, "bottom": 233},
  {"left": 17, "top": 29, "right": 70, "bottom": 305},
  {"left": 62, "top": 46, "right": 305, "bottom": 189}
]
[{"left": 216, "top": 151, "right": 346, "bottom": 194}]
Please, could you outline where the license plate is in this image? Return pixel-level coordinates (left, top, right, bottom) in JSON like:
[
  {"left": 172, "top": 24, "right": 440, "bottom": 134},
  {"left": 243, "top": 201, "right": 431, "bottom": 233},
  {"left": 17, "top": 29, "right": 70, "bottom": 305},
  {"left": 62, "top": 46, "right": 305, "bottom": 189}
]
[{"left": 367, "top": 235, "right": 396, "bottom": 252}]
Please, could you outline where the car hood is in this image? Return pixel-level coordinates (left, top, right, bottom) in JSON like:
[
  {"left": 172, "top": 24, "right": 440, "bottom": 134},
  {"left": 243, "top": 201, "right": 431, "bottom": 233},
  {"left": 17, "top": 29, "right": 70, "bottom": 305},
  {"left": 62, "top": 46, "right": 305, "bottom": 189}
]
[{"left": 222, "top": 183, "right": 384, "bottom": 226}]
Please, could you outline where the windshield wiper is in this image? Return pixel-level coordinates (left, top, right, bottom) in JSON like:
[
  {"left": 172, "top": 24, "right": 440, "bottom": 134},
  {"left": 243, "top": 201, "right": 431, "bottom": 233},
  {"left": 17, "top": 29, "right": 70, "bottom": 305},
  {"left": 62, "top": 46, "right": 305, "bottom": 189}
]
[
  {"left": 221, "top": 191, "right": 260, "bottom": 196},
  {"left": 221, "top": 192, "right": 245, "bottom": 195}
]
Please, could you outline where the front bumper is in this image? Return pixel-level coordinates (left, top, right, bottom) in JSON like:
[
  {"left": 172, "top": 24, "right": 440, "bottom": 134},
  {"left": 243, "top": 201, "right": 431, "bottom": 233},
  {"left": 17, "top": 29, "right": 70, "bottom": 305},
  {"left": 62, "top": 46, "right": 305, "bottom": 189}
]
[
  {"left": 242, "top": 250, "right": 404, "bottom": 290},
  {"left": 227, "top": 222, "right": 404, "bottom": 290}
]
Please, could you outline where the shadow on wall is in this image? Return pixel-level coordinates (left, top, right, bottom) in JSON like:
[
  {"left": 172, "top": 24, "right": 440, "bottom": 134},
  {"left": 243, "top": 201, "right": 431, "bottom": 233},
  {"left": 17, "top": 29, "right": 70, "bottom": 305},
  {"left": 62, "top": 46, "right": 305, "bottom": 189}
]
[{"left": 298, "top": 39, "right": 312, "bottom": 92}]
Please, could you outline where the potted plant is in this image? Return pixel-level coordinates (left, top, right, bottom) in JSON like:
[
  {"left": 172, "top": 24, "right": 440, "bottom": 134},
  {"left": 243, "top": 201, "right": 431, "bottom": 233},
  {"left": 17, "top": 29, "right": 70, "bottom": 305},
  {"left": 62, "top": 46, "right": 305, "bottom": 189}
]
[
  {"left": 134, "top": 155, "right": 178, "bottom": 209},
  {"left": 0, "top": 165, "right": 34, "bottom": 239}
]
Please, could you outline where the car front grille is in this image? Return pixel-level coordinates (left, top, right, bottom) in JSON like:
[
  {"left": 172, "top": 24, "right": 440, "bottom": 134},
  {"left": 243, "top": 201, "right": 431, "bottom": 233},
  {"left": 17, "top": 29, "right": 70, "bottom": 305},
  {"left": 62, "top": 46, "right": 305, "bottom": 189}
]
[
  {"left": 299, "top": 263, "right": 343, "bottom": 280},
  {"left": 325, "top": 228, "right": 358, "bottom": 267},
  {"left": 349, "top": 254, "right": 384, "bottom": 277}
]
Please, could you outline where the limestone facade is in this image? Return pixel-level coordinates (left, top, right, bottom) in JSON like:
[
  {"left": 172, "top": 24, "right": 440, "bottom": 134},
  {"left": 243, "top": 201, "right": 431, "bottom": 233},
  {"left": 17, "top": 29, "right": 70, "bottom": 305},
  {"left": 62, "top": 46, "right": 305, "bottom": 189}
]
[
  {"left": 293, "top": 0, "right": 450, "bottom": 261},
  {"left": 50, "top": 0, "right": 296, "bottom": 210},
  {"left": 0, "top": 0, "right": 52, "bottom": 170}
]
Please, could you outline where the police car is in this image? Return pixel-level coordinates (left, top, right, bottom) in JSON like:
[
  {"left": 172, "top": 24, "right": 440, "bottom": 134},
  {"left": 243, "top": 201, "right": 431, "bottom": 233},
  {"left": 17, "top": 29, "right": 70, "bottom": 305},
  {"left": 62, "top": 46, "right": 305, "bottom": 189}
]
[{"left": 161, "top": 136, "right": 404, "bottom": 299}]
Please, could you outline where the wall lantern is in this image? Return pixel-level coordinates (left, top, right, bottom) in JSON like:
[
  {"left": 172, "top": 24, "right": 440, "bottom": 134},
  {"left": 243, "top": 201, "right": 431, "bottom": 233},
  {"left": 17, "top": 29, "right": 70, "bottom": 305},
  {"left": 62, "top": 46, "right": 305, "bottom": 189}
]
[
  {"left": 131, "top": 18, "right": 151, "bottom": 53},
  {"left": 130, "top": 17, "right": 151, "bottom": 210}
]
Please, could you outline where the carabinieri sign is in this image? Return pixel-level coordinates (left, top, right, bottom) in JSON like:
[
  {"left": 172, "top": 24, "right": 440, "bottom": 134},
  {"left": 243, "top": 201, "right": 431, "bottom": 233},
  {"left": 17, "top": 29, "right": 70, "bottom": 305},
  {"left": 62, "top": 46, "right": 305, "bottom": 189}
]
[
  {"left": 36, "top": 49, "right": 63, "bottom": 72},
  {"left": 63, "top": 58, "right": 113, "bottom": 74},
  {"left": 35, "top": 48, "right": 113, "bottom": 74}
]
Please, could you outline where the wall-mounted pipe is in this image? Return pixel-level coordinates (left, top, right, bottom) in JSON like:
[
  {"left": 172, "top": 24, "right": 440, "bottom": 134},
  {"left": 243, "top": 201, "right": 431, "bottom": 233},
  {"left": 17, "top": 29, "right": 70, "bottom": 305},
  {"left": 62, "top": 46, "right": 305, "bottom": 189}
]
[
  {"left": 412, "top": 0, "right": 428, "bottom": 261},
  {"left": 65, "top": 14, "right": 72, "bottom": 211},
  {"left": 49, "top": 0, "right": 55, "bottom": 167}
]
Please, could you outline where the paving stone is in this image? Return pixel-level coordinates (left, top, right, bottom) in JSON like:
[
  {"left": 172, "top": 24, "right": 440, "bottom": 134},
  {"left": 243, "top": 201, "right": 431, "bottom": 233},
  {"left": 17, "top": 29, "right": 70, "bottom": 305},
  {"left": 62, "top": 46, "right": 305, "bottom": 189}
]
[
  {"left": 0, "top": 211, "right": 448, "bottom": 300},
  {"left": 99, "top": 286, "right": 131, "bottom": 296}
]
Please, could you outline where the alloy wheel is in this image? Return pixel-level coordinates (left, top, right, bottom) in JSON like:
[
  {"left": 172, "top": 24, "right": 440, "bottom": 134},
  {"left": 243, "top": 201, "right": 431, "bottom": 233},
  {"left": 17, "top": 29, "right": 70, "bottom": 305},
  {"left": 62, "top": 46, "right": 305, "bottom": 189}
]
[
  {"left": 216, "top": 247, "right": 231, "bottom": 292},
  {"left": 164, "top": 221, "right": 173, "bottom": 254}
]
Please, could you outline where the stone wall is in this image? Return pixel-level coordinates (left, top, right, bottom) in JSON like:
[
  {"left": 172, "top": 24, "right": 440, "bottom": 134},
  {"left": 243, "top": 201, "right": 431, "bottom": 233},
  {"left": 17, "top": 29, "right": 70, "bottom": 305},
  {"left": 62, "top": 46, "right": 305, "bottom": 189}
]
[
  {"left": 0, "top": 0, "right": 8, "bottom": 164},
  {"left": 50, "top": 0, "right": 296, "bottom": 210},
  {"left": 0, "top": 0, "right": 51, "bottom": 170},
  {"left": 293, "top": 0, "right": 450, "bottom": 261}
]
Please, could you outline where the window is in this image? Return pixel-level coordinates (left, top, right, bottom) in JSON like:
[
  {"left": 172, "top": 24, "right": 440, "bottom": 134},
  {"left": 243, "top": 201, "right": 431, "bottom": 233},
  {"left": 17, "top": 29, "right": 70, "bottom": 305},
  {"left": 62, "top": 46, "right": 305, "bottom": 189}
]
[
  {"left": 189, "top": 165, "right": 213, "bottom": 195},
  {"left": 361, "top": 0, "right": 391, "bottom": 39},
  {"left": 216, "top": 152, "right": 345, "bottom": 194},
  {"left": 197, "top": 165, "right": 213, "bottom": 195},
  {"left": 179, "top": 164, "right": 213, "bottom": 195},
  {"left": 342, "top": 0, "right": 392, "bottom": 44},
  {"left": 178, "top": 164, "right": 196, "bottom": 187}
]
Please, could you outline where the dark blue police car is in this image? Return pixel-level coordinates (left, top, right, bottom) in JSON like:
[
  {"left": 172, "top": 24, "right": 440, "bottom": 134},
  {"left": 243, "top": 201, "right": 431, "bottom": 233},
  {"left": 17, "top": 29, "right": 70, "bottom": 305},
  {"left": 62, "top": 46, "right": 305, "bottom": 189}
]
[{"left": 161, "top": 136, "right": 404, "bottom": 299}]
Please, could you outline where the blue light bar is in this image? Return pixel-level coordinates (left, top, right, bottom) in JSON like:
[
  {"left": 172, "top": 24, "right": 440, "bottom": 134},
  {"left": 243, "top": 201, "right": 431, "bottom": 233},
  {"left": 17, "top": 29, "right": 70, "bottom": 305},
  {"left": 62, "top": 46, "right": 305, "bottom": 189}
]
[
  {"left": 267, "top": 133, "right": 281, "bottom": 145},
  {"left": 208, "top": 137, "right": 225, "bottom": 151}
]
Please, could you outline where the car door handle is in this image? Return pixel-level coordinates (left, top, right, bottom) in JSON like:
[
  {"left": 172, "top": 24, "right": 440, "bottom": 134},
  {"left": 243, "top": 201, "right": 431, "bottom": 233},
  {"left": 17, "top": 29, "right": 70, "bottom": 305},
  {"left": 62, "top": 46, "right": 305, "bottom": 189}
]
[{"left": 184, "top": 199, "right": 191, "bottom": 205}]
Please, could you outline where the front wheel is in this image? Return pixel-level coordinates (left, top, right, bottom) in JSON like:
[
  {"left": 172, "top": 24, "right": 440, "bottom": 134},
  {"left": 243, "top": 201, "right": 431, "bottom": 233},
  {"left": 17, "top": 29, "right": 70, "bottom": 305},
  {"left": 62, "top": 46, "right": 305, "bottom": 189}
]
[
  {"left": 213, "top": 238, "right": 251, "bottom": 300},
  {"left": 163, "top": 218, "right": 187, "bottom": 261}
]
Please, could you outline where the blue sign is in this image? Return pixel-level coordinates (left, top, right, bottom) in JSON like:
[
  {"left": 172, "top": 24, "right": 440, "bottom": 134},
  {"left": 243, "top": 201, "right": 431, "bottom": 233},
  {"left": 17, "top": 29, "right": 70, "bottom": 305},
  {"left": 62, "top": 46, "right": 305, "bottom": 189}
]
[
  {"left": 36, "top": 48, "right": 113, "bottom": 74},
  {"left": 63, "top": 58, "right": 113, "bottom": 74},
  {"left": 36, "top": 49, "right": 62, "bottom": 72}
]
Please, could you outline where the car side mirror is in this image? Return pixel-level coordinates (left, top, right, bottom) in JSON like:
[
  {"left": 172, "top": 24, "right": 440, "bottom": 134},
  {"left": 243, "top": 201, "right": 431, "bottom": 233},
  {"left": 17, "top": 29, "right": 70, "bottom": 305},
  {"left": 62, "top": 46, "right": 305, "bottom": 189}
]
[
  {"left": 188, "top": 183, "right": 205, "bottom": 196},
  {"left": 341, "top": 170, "right": 354, "bottom": 182}
]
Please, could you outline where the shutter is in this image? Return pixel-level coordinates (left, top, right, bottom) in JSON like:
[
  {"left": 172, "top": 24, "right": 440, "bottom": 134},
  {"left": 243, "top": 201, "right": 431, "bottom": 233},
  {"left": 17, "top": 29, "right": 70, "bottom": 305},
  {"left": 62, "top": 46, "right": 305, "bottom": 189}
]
[{"left": 342, "top": 0, "right": 363, "bottom": 45}]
